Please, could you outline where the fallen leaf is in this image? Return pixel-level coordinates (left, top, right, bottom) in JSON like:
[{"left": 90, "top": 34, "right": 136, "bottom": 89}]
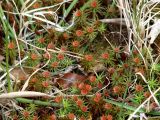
[
  {"left": 10, "top": 68, "right": 30, "bottom": 81},
  {"left": 89, "top": 63, "right": 106, "bottom": 73},
  {"left": 53, "top": 73, "right": 87, "bottom": 88}
]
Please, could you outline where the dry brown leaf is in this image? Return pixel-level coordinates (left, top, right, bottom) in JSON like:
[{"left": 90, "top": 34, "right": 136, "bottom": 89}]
[
  {"left": 53, "top": 73, "right": 87, "bottom": 88},
  {"left": 89, "top": 63, "right": 106, "bottom": 73},
  {"left": 10, "top": 68, "right": 30, "bottom": 81}
]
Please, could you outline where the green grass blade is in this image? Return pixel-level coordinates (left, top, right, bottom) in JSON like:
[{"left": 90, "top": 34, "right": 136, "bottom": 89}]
[{"left": 16, "top": 98, "right": 61, "bottom": 107}]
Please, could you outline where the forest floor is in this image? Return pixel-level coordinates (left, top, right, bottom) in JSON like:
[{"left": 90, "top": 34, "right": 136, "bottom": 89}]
[{"left": 0, "top": 0, "right": 160, "bottom": 120}]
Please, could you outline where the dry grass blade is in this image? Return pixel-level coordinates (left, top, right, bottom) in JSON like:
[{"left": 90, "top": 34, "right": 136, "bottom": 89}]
[
  {"left": 0, "top": 91, "right": 52, "bottom": 99},
  {"left": 99, "top": 18, "right": 126, "bottom": 25}
]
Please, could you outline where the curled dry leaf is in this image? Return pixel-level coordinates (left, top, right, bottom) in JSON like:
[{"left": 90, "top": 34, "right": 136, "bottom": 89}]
[{"left": 53, "top": 73, "right": 87, "bottom": 88}]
